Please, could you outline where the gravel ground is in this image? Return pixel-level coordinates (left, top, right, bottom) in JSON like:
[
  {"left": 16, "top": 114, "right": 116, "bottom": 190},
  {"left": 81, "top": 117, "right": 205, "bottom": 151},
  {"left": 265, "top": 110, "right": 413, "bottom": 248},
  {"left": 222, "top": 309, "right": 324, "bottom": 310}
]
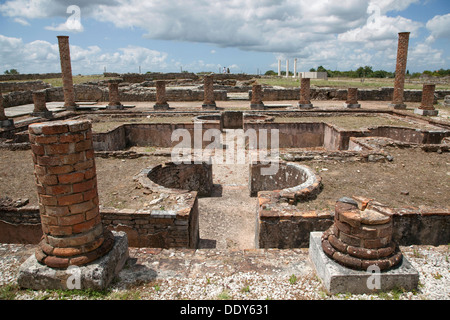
[{"left": 0, "top": 243, "right": 448, "bottom": 300}]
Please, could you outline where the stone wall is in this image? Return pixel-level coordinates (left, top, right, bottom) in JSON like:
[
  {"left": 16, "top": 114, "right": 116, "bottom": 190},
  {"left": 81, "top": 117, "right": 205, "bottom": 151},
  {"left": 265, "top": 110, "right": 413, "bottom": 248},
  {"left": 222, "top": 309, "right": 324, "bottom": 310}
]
[
  {"left": 0, "top": 80, "right": 51, "bottom": 93},
  {"left": 0, "top": 73, "right": 61, "bottom": 82},
  {"left": 0, "top": 201, "right": 200, "bottom": 248},
  {"left": 256, "top": 191, "right": 450, "bottom": 248}
]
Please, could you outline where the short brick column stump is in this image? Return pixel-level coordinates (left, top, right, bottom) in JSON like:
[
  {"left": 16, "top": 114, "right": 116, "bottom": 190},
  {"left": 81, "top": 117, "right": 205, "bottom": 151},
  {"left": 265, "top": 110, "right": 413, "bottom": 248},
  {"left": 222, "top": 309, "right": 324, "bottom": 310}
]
[
  {"left": 106, "top": 79, "right": 124, "bottom": 110},
  {"left": 344, "top": 87, "right": 361, "bottom": 109},
  {"left": 250, "top": 84, "right": 266, "bottom": 110},
  {"left": 309, "top": 196, "right": 418, "bottom": 294},
  {"left": 202, "top": 75, "right": 217, "bottom": 110},
  {"left": 298, "top": 78, "right": 313, "bottom": 109},
  {"left": 153, "top": 80, "right": 170, "bottom": 110},
  {"left": 0, "top": 92, "right": 14, "bottom": 128},
  {"left": 414, "top": 84, "right": 439, "bottom": 116},
  {"left": 32, "top": 90, "right": 53, "bottom": 118},
  {"left": 17, "top": 119, "right": 128, "bottom": 290}
]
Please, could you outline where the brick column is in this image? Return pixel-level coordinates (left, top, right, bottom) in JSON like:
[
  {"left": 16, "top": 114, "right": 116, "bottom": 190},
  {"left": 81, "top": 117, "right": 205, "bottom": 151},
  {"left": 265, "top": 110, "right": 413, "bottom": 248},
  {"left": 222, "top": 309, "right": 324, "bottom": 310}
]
[
  {"left": 28, "top": 120, "right": 114, "bottom": 268},
  {"left": 202, "top": 75, "right": 217, "bottom": 109},
  {"left": 321, "top": 197, "right": 402, "bottom": 271},
  {"left": 0, "top": 92, "right": 14, "bottom": 128},
  {"left": 107, "top": 79, "right": 123, "bottom": 110},
  {"left": 32, "top": 90, "right": 53, "bottom": 118},
  {"left": 153, "top": 80, "right": 169, "bottom": 110},
  {"left": 390, "top": 32, "right": 410, "bottom": 109},
  {"left": 414, "top": 84, "right": 438, "bottom": 116},
  {"left": 298, "top": 78, "right": 313, "bottom": 109},
  {"left": 250, "top": 84, "right": 265, "bottom": 110},
  {"left": 344, "top": 87, "right": 361, "bottom": 109},
  {"left": 57, "top": 36, "right": 77, "bottom": 111}
]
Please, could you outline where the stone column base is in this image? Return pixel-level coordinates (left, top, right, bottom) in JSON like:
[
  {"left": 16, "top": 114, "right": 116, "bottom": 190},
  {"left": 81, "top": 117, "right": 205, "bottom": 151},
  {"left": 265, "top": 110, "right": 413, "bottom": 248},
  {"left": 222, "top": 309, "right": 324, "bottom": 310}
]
[
  {"left": 389, "top": 103, "right": 407, "bottom": 110},
  {"left": 106, "top": 104, "right": 125, "bottom": 110},
  {"left": 153, "top": 103, "right": 170, "bottom": 110},
  {"left": 414, "top": 108, "right": 438, "bottom": 116},
  {"left": 250, "top": 103, "right": 266, "bottom": 110},
  {"left": 0, "top": 119, "right": 14, "bottom": 128},
  {"left": 202, "top": 103, "right": 217, "bottom": 110},
  {"left": 31, "top": 111, "right": 53, "bottom": 118},
  {"left": 298, "top": 103, "right": 314, "bottom": 109},
  {"left": 17, "top": 231, "right": 129, "bottom": 291},
  {"left": 344, "top": 103, "right": 361, "bottom": 109},
  {"left": 309, "top": 232, "right": 419, "bottom": 295}
]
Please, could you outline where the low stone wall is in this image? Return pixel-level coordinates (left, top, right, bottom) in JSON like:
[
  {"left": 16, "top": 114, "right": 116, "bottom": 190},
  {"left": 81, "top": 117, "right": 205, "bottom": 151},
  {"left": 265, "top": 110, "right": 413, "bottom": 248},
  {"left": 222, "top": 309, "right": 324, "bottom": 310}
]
[
  {"left": 0, "top": 80, "right": 50, "bottom": 93},
  {"left": 0, "top": 197, "right": 200, "bottom": 248},
  {"left": 144, "top": 162, "right": 214, "bottom": 197},
  {"left": 256, "top": 191, "right": 450, "bottom": 248},
  {"left": 0, "top": 73, "right": 61, "bottom": 82},
  {"left": 252, "top": 87, "right": 450, "bottom": 102},
  {"left": 249, "top": 162, "right": 322, "bottom": 203}
]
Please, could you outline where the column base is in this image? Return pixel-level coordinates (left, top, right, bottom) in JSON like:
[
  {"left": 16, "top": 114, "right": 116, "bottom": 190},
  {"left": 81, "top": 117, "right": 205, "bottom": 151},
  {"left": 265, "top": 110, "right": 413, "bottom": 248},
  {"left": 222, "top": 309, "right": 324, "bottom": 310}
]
[
  {"left": 17, "top": 231, "right": 129, "bottom": 291},
  {"left": 202, "top": 103, "right": 217, "bottom": 110},
  {"left": 250, "top": 103, "right": 266, "bottom": 110},
  {"left": 0, "top": 119, "right": 14, "bottom": 128},
  {"left": 389, "top": 103, "right": 407, "bottom": 110},
  {"left": 309, "top": 232, "right": 419, "bottom": 295},
  {"left": 153, "top": 103, "right": 170, "bottom": 110},
  {"left": 414, "top": 108, "right": 439, "bottom": 116},
  {"left": 298, "top": 103, "right": 314, "bottom": 109},
  {"left": 106, "top": 104, "right": 125, "bottom": 110},
  {"left": 344, "top": 103, "right": 361, "bottom": 109},
  {"left": 31, "top": 111, "right": 53, "bottom": 119}
]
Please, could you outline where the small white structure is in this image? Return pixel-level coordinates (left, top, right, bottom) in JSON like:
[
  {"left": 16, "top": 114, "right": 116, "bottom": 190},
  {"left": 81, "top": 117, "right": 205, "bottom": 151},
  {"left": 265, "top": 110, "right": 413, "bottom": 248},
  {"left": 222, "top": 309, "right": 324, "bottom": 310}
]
[{"left": 299, "top": 72, "right": 328, "bottom": 80}]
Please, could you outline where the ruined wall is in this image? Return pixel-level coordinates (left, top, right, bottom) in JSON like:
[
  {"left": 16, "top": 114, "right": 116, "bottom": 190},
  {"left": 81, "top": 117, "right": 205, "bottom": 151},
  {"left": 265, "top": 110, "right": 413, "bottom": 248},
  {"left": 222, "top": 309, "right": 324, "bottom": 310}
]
[
  {"left": 0, "top": 73, "right": 61, "bottom": 82},
  {"left": 0, "top": 81, "right": 51, "bottom": 93}
]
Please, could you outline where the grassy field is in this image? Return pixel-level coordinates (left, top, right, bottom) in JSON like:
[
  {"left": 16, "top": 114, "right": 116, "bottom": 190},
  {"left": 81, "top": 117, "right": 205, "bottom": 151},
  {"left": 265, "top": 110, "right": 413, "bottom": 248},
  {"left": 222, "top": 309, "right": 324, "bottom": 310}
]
[{"left": 256, "top": 77, "right": 450, "bottom": 91}]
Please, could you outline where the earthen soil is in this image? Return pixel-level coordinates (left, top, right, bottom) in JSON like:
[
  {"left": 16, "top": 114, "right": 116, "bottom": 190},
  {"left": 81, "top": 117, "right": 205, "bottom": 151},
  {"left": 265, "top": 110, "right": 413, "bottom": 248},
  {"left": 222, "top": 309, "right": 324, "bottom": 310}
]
[{"left": 0, "top": 146, "right": 448, "bottom": 249}]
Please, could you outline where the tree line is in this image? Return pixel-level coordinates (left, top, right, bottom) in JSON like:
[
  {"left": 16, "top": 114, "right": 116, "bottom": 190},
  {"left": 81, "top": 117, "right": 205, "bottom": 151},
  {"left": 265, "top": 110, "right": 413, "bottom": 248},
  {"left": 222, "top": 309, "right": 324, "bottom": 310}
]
[{"left": 265, "top": 66, "right": 450, "bottom": 78}]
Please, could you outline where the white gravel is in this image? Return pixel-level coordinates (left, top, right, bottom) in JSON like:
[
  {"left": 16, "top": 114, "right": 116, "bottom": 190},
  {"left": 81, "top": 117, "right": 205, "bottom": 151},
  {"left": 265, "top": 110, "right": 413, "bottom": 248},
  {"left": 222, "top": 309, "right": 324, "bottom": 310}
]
[{"left": 0, "top": 244, "right": 448, "bottom": 300}]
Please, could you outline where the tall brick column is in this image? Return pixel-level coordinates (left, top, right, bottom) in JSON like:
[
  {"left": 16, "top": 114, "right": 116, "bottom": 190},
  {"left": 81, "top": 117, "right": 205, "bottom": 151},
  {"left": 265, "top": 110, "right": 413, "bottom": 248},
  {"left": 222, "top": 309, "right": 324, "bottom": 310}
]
[
  {"left": 250, "top": 84, "right": 265, "bottom": 110},
  {"left": 414, "top": 84, "right": 438, "bottom": 116},
  {"left": 32, "top": 90, "right": 53, "bottom": 118},
  {"left": 107, "top": 79, "right": 123, "bottom": 110},
  {"left": 298, "top": 78, "right": 313, "bottom": 109},
  {"left": 57, "top": 36, "right": 77, "bottom": 111},
  {"left": 0, "top": 92, "right": 14, "bottom": 128},
  {"left": 153, "top": 80, "right": 169, "bottom": 110},
  {"left": 28, "top": 120, "right": 114, "bottom": 269},
  {"left": 390, "top": 32, "right": 410, "bottom": 109},
  {"left": 344, "top": 87, "right": 361, "bottom": 109},
  {"left": 202, "top": 75, "right": 217, "bottom": 109}
]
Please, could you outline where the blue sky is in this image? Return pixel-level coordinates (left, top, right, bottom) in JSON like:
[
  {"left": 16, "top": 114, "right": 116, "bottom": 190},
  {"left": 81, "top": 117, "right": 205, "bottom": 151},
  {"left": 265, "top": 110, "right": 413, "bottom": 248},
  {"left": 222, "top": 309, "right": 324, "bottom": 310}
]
[{"left": 0, "top": 0, "right": 449, "bottom": 75}]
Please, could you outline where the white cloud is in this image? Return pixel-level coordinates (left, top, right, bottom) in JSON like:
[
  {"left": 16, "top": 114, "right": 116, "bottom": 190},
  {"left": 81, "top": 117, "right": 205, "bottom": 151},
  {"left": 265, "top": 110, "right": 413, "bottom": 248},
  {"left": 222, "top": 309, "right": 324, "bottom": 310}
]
[
  {"left": 13, "top": 17, "right": 30, "bottom": 26},
  {"left": 45, "top": 5, "right": 84, "bottom": 33},
  {"left": 0, "top": 34, "right": 168, "bottom": 74},
  {"left": 426, "top": 13, "right": 450, "bottom": 43}
]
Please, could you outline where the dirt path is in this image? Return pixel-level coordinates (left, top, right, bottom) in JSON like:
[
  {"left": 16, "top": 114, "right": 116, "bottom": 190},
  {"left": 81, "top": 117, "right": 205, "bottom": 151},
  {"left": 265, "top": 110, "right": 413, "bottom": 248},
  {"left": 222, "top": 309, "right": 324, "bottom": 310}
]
[{"left": 197, "top": 163, "right": 257, "bottom": 250}]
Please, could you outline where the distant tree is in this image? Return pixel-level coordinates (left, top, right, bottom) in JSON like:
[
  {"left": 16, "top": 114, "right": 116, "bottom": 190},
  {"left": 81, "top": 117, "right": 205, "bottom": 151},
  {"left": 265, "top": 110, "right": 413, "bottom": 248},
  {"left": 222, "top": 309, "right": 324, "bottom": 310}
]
[
  {"left": 265, "top": 70, "right": 277, "bottom": 76},
  {"left": 4, "top": 69, "right": 19, "bottom": 75},
  {"left": 317, "top": 66, "right": 327, "bottom": 73},
  {"left": 309, "top": 68, "right": 316, "bottom": 72}
]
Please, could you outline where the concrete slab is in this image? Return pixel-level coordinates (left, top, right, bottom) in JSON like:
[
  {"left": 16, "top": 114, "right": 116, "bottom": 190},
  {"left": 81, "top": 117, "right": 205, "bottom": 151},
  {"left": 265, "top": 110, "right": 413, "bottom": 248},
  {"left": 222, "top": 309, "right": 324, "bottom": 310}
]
[
  {"left": 17, "top": 231, "right": 129, "bottom": 291},
  {"left": 309, "top": 232, "right": 419, "bottom": 294},
  {"left": 414, "top": 108, "right": 439, "bottom": 116}
]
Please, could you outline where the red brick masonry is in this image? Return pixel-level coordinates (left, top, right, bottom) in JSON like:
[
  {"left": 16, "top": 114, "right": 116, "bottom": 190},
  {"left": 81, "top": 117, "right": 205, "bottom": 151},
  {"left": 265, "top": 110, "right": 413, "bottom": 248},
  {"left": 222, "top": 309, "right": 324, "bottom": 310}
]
[{"left": 29, "top": 119, "right": 113, "bottom": 268}]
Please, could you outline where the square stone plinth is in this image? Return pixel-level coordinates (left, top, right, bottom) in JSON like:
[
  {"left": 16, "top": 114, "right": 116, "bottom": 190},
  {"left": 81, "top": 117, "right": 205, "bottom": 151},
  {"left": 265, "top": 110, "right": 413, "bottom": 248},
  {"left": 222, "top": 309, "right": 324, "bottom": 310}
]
[
  {"left": 414, "top": 108, "right": 439, "bottom": 116},
  {"left": 309, "top": 232, "right": 419, "bottom": 295},
  {"left": 17, "top": 231, "right": 129, "bottom": 291}
]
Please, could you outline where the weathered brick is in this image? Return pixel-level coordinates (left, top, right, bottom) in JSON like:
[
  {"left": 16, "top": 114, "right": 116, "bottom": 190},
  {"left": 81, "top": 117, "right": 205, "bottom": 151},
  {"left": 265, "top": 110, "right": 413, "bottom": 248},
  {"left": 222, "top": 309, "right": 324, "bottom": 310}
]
[
  {"left": 46, "top": 165, "right": 74, "bottom": 175},
  {"left": 34, "top": 135, "right": 59, "bottom": 144},
  {"left": 69, "top": 200, "right": 95, "bottom": 214},
  {"left": 31, "top": 144, "right": 45, "bottom": 156},
  {"left": 58, "top": 172, "right": 85, "bottom": 184},
  {"left": 58, "top": 213, "right": 86, "bottom": 226},
  {"left": 44, "top": 143, "right": 71, "bottom": 155},
  {"left": 41, "top": 124, "right": 68, "bottom": 135},
  {"left": 72, "top": 178, "right": 95, "bottom": 193},
  {"left": 45, "top": 184, "right": 72, "bottom": 196},
  {"left": 57, "top": 193, "right": 84, "bottom": 206}
]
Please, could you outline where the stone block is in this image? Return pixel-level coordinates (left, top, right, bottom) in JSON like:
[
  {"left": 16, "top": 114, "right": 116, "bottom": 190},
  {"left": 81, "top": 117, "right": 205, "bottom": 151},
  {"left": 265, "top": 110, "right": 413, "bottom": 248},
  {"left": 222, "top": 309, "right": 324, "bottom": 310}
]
[
  {"left": 309, "top": 232, "right": 419, "bottom": 294},
  {"left": 17, "top": 231, "right": 129, "bottom": 291}
]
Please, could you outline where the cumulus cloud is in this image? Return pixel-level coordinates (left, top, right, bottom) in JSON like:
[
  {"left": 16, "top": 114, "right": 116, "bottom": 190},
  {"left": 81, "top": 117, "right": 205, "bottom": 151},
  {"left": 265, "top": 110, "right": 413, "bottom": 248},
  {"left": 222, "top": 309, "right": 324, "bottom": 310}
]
[
  {"left": 425, "top": 13, "right": 450, "bottom": 43},
  {"left": 0, "top": 34, "right": 168, "bottom": 74}
]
